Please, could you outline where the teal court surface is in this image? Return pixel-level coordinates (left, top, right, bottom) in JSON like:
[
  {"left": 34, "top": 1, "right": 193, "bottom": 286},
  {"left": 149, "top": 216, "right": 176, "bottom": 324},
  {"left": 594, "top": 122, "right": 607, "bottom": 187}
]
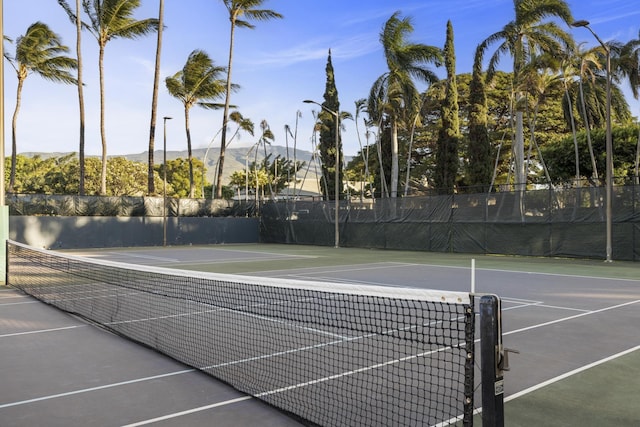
[{"left": 1, "top": 243, "right": 639, "bottom": 426}]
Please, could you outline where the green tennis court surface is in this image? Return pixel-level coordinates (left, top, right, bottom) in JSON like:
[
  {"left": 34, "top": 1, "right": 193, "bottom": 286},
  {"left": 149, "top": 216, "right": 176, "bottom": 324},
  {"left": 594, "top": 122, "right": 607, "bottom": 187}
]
[{"left": 3, "top": 242, "right": 639, "bottom": 426}]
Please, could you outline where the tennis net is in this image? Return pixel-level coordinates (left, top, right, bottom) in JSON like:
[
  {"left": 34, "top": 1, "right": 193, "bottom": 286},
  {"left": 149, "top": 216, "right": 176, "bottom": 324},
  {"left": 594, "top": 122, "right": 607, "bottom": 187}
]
[{"left": 7, "top": 240, "right": 477, "bottom": 426}]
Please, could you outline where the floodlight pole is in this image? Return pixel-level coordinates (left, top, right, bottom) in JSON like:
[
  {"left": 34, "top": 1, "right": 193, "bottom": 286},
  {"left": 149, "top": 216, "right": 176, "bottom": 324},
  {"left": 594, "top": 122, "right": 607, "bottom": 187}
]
[
  {"left": 572, "top": 20, "right": 613, "bottom": 262},
  {"left": 163, "top": 116, "right": 172, "bottom": 247},
  {"left": 304, "top": 100, "right": 340, "bottom": 248}
]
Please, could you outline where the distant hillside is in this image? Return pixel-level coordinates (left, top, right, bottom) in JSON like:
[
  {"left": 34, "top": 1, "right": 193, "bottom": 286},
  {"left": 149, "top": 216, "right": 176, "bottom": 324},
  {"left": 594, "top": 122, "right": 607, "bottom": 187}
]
[
  {"left": 21, "top": 146, "right": 331, "bottom": 194},
  {"left": 123, "top": 146, "right": 322, "bottom": 186}
]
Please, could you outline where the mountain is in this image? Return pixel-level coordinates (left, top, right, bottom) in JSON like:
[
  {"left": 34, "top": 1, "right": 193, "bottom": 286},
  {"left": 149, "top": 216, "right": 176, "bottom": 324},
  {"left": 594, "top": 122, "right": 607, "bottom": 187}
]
[
  {"left": 22, "top": 146, "right": 332, "bottom": 195},
  {"left": 128, "top": 145, "right": 323, "bottom": 187}
]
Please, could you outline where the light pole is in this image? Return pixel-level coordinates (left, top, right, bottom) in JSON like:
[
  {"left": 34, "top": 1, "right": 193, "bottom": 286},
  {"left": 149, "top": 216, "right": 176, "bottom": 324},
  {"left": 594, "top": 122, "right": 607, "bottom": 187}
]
[
  {"left": 162, "top": 116, "right": 172, "bottom": 247},
  {"left": 572, "top": 20, "right": 613, "bottom": 262},
  {"left": 304, "top": 99, "right": 340, "bottom": 248}
]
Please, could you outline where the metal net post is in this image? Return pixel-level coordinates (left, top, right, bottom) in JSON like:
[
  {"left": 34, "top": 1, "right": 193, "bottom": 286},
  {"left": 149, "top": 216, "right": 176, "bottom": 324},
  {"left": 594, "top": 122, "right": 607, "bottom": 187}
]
[{"left": 480, "top": 294, "right": 505, "bottom": 426}]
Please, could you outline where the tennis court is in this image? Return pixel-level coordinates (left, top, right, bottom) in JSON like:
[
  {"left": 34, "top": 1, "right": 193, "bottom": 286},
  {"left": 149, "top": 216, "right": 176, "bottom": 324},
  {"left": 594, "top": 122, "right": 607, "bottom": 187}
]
[{"left": 1, "top": 243, "right": 639, "bottom": 426}]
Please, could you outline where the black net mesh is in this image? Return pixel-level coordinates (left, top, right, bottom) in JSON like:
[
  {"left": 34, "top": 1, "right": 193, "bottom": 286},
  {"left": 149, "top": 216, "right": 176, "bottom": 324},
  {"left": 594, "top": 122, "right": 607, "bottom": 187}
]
[{"left": 8, "top": 241, "right": 476, "bottom": 427}]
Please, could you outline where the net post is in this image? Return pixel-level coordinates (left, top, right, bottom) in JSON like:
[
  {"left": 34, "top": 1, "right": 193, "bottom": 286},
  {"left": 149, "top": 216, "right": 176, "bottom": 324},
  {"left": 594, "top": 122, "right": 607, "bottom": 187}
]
[
  {"left": 480, "top": 294, "right": 504, "bottom": 427},
  {"left": 463, "top": 295, "right": 475, "bottom": 426}
]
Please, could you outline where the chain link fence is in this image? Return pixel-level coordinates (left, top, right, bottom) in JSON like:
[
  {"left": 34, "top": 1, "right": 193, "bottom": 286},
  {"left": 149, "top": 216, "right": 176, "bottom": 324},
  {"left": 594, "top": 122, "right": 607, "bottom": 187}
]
[{"left": 261, "top": 185, "right": 640, "bottom": 261}]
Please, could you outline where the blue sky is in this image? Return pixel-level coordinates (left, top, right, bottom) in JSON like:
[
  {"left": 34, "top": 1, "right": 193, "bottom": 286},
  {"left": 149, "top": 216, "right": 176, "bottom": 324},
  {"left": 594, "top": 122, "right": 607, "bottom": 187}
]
[{"left": 3, "top": 0, "right": 640, "bottom": 158}]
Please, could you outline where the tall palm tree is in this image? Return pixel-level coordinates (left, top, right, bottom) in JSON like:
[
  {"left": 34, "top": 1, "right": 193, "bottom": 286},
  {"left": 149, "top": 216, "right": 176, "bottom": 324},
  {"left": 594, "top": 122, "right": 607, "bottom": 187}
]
[
  {"left": 570, "top": 43, "right": 603, "bottom": 180},
  {"left": 214, "top": 0, "right": 283, "bottom": 199},
  {"left": 166, "top": 50, "right": 231, "bottom": 197},
  {"left": 75, "top": 0, "right": 86, "bottom": 195},
  {"left": 147, "top": 0, "right": 165, "bottom": 195},
  {"left": 7, "top": 22, "right": 77, "bottom": 192},
  {"left": 205, "top": 110, "right": 254, "bottom": 197},
  {"left": 477, "top": 0, "right": 574, "bottom": 189},
  {"left": 368, "top": 11, "right": 442, "bottom": 198},
  {"left": 59, "top": 0, "right": 88, "bottom": 194},
  {"left": 610, "top": 31, "right": 640, "bottom": 99},
  {"left": 77, "top": 0, "right": 158, "bottom": 195}
]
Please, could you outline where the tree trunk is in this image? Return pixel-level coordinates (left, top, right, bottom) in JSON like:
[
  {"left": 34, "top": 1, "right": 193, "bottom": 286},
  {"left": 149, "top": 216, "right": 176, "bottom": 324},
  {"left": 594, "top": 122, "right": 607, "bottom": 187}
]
[
  {"left": 99, "top": 43, "right": 107, "bottom": 195},
  {"left": 148, "top": 0, "right": 164, "bottom": 195},
  {"left": 514, "top": 109, "right": 525, "bottom": 218},
  {"left": 215, "top": 16, "right": 237, "bottom": 199},
  {"left": 390, "top": 118, "right": 398, "bottom": 198},
  {"left": 76, "top": 0, "right": 86, "bottom": 196},
  {"left": 185, "top": 108, "right": 194, "bottom": 198},
  {"left": 10, "top": 74, "right": 25, "bottom": 193},
  {"left": 579, "top": 81, "right": 598, "bottom": 180}
]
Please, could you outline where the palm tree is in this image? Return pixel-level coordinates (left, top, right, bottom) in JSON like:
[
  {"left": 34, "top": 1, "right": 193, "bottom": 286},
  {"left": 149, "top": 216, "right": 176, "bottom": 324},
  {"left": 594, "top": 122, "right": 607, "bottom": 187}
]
[
  {"left": 204, "top": 110, "right": 254, "bottom": 197},
  {"left": 58, "top": 0, "right": 88, "bottom": 194},
  {"left": 7, "top": 22, "right": 77, "bottom": 193},
  {"left": 214, "top": 0, "right": 283, "bottom": 199},
  {"left": 477, "top": 0, "right": 574, "bottom": 190},
  {"left": 569, "top": 43, "right": 603, "bottom": 180},
  {"left": 78, "top": 0, "right": 158, "bottom": 194},
  {"left": 610, "top": 31, "right": 640, "bottom": 99},
  {"left": 147, "top": 0, "right": 166, "bottom": 195},
  {"left": 368, "top": 11, "right": 442, "bottom": 198},
  {"left": 166, "top": 50, "right": 232, "bottom": 198}
]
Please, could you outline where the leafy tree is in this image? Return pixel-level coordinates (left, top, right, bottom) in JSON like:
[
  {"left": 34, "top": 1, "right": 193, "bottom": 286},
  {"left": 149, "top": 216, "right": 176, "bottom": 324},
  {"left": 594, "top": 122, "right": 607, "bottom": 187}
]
[
  {"left": 6, "top": 22, "right": 77, "bottom": 193},
  {"left": 318, "top": 50, "right": 343, "bottom": 201},
  {"left": 434, "top": 21, "right": 460, "bottom": 194},
  {"left": 157, "top": 158, "right": 205, "bottom": 198},
  {"left": 466, "top": 51, "right": 492, "bottom": 191},
  {"left": 542, "top": 125, "right": 640, "bottom": 185},
  {"left": 10, "top": 155, "right": 64, "bottom": 193},
  {"left": 368, "top": 11, "right": 442, "bottom": 198},
  {"left": 265, "top": 155, "right": 306, "bottom": 196},
  {"left": 230, "top": 155, "right": 305, "bottom": 198},
  {"left": 10, "top": 154, "right": 168, "bottom": 195},
  {"left": 166, "top": 50, "right": 230, "bottom": 198},
  {"left": 72, "top": 0, "right": 159, "bottom": 195},
  {"left": 214, "top": 0, "right": 283, "bottom": 199},
  {"left": 229, "top": 163, "right": 269, "bottom": 200}
]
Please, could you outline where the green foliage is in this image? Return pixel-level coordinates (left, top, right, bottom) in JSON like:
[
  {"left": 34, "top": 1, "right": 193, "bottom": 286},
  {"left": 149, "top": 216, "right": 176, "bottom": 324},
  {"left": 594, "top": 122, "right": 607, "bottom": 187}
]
[
  {"left": 541, "top": 124, "right": 640, "bottom": 184},
  {"left": 8, "top": 21, "right": 78, "bottom": 192},
  {"left": 8, "top": 154, "right": 210, "bottom": 197},
  {"left": 156, "top": 157, "right": 206, "bottom": 198},
  {"left": 466, "top": 53, "right": 492, "bottom": 191},
  {"left": 319, "top": 50, "right": 342, "bottom": 200},
  {"left": 434, "top": 21, "right": 460, "bottom": 195},
  {"left": 228, "top": 154, "right": 306, "bottom": 198}
]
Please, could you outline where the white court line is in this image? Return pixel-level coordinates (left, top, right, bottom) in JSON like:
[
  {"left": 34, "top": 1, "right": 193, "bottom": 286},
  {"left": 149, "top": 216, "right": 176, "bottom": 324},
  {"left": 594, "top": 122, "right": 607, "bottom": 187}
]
[
  {"left": 203, "top": 248, "right": 316, "bottom": 259},
  {"left": 387, "top": 261, "right": 640, "bottom": 283},
  {"left": 0, "top": 369, "right": 195, "bottom": 409},
  {"left": 0, "top": 325, "right": 85, "bottom": 338},
  {"left": 504, "top": 298, "right": 640, "bottom": 337},
  {"left": 248, "top": 262, "right": 405, "bottom": 277},
  {"left": 119, "top": 340, "right": 465, "bottom": 427},
  {"left": 505, "top": 344, "right": 640, "bottom": 402},
  {"left": 171, "top": 256, "right": 311, "bottom": 266},
  {"left": 107, "top": 253, "right": 179, "bottom": 262},
  {"left": 534, "top": 303, "right": 590, "bottom": 313},
  {"left": 0, "top": 294, "right": 28, "bottom": 300},
  {"left": 0, "top": 300, "right": 40, "bottom": 306},
  {"left": 121, "top": 396, "right": 254, "bottom": 427},
  {"left": 438, "top": 299, "right": 640, "bottom": 425}
]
